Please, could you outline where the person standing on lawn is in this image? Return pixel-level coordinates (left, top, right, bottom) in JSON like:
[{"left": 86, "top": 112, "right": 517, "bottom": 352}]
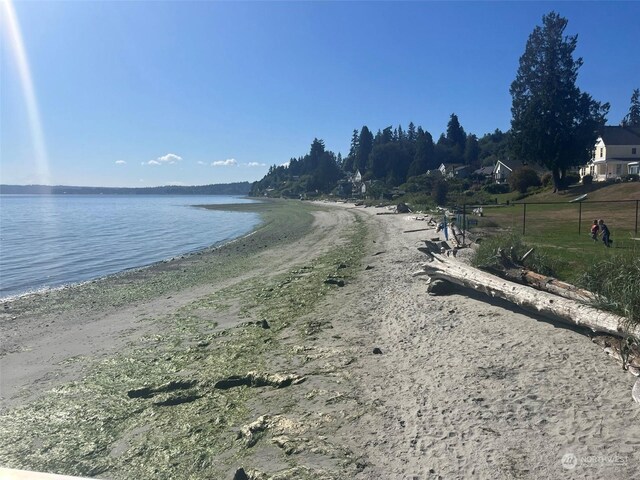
[
  {"left": 598, "top": 219, "right": 611, "bottom": 247},
  {"left": 590, "top": 220, "right": 599, "bottom": 241}
]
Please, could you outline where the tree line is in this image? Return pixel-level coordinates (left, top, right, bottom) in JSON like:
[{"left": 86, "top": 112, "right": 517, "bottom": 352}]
[
  {"left": 250, "top": 117, "right": 512, "bottom": 197},
  {"left": 0, "top": 183, "right": 252, "bottom": 195},
  {"left": 251, "top": 11, "right": 638, "bottom": 198}
]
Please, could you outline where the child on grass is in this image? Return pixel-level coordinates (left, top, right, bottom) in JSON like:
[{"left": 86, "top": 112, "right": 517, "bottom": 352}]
[{"left": 590, "top": 220, "right": 599, "bottom": 241}]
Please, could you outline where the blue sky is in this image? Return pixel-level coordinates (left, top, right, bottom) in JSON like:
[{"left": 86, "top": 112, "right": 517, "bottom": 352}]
[{"left": 1, "top": 1, "right": 638, "bottom": 188}]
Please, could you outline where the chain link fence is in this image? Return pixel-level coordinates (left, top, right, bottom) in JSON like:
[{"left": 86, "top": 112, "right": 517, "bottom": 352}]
[{"left": 454, "top": 200, "right": 639, "bottom": 250}]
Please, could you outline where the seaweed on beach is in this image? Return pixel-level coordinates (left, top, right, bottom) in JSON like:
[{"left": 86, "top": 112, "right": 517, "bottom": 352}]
[{"left": 0, "top": 206, "right": 370, "bottom": 479}]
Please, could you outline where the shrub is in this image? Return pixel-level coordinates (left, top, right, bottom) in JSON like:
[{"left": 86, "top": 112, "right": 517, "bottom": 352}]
[
  {"left": 482, "top": 183, "right": 510, "bottom": 194},
  {"left": 622, "top": 174, "right": 639, "bottom": 182},
  {"left": 582, "top": 174, "right": 593, "bottom": 185},
  {"left": 471, "top": 234, "right": 559, "bottom": 277},
  {"left": 579, "top": 254, "right": 640, "bottom": 329},
  {"left": 508, "top": 167, "right": 541, "bottom": 194},
  {"left": 541, "top": 172, "right": 553, "bottom": 186},
  {"left": 431, "top": 180, "right": 449, "bottom": 206},
  {"left": 562, "top": 172, "right": 581, "bottom": 187}
]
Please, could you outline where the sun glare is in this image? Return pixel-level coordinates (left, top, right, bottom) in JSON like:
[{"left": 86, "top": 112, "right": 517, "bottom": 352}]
[{"left": 1, "top": 0, "right": 50, "bottom": 184}]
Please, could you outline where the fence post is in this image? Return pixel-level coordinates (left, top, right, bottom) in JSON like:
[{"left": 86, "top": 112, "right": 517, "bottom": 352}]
[
  {"left": 578, "top": 202, "right": 582, "bottom": 235},
  {"left": 636, "top": 200, "right": 638, "bottom": 235},
  {"left": 462, "top": 204, "right": 466, "bottom": 246},
  {"left": 522, "top": 203, "right": 527, "bottom": 235}
]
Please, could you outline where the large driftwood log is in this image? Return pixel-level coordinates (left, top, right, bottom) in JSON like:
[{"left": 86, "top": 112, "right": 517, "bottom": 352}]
[
  {"left": 413, "top": 254, "right": 639, "bottom": 339},
  {"left": 484, "top": 264, "right": 596, "bottom": 303},
  {"left": 477, "top": 247, "right": 596, "bottom": 303}
]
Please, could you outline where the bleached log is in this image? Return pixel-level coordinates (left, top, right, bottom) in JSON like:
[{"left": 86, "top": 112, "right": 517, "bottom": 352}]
[
  {"left": 519, "top": 270, "right": 595, "bottom": 303},
  {"left": 413, "top": 254, "right": 639, "bottom": 339}
]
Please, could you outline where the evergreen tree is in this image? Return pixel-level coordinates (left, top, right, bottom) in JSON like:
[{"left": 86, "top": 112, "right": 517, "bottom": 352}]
[
  {"left": 622, "top": 88, "right": 640, "bottom": 127},
  {"left": 445, "top": 113, "right": 467, "bottom": 160},
  {"left": 408, "top": 127, "right": 435, "bottom": 177},
  {"left": 464, "top": 134, "right": 480, "bottom": 166},
  {"left": 478, "top": 129, "right": 511, "bottom": 166},
  {"left": 381, "top": 126, "right": 394, "bottom": 144},
  {"left": 356, "top": 126, "right": 373, "bottom": 173},
  {"left": 407, "top": 122, "right": 417, "bottom": 142},
  {"left": 510, "top": 12, "right": 609, "bottom": 191}
]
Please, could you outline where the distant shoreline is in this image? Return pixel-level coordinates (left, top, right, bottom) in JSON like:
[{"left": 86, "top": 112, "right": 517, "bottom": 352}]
[{"left": 0, "top": 182, "right": 252, "bottom": 195}]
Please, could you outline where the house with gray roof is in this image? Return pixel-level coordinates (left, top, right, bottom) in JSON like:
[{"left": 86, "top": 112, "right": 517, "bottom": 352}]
[
  {"left": 580, "top": 126, "right": 640, "bottom": 181},
  {"left": 494, "top": 159, "right": 547, "bottom": 183}
]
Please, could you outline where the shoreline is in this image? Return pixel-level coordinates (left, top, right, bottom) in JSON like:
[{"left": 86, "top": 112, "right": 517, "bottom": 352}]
[
  {"left": 1, "top": 200, "right": 639, "bottom": 479},
  {"left": 0, "top": 197, "right": 264, "bottom": 303}
]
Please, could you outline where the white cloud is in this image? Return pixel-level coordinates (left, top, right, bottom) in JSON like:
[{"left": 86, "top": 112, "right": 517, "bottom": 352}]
[
  {"left": 246, "top": 162, "right": 266, "bottom": 167},
  {"left": 197, "top": 161, "right": 206, "bottom": 165},
  {"left": 115, "top": 160, "right": 126, "bottom": 165},
  {"left": 212, "top": 158, "right": 238, "bottom": 167},
  {"left": 144, "top": 153, "right": 182, "bottom": 166},
  {"left": 158, "top": 153, "right": 182, "bottom": 163},
  {"left": 280, "top": 161, "right": 290, "bottom": 168}
]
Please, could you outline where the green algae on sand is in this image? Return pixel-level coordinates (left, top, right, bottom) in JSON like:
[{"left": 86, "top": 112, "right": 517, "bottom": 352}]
[{"left": 0, "top": 201, "right": 370, "bottom": 479}]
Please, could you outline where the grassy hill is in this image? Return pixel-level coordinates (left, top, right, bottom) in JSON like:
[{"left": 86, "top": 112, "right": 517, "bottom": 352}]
[{"left": 524, "top": 181, "right": 640, "bottom": 203}]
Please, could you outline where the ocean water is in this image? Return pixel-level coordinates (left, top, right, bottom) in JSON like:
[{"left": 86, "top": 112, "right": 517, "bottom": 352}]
[{"left": 0, "top": 195, "right": 260, "bottom": 300}]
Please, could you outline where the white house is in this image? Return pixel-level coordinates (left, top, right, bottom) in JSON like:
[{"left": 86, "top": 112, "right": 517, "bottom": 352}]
[
  {"left": 580, "top": 126, "right": 640, "bottom": 181},
  {"left": 438, "top": 163, "right": 471, "bottom": 179},
  {"left": 350, "top": 169, "right": 366, "bottom": 195},
  {"left": 494, "top": 159, "right": 548, "bottom": 183}
]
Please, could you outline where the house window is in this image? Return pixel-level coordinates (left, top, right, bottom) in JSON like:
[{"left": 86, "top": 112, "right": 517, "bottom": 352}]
[
  {"left": 600, "top": 148, "right": 603, "bottom": 158},
  {"left": 633, "top": 148, "right": 637, "bottom": 155}
]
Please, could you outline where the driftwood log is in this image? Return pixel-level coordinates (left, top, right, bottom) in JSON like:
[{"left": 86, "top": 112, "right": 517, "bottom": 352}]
[
  {"left": 413, "top": 253, "right": 639, "bottom": 339},
  {"left": 478, "top": 248, "right": 596, "bottom": 303}
]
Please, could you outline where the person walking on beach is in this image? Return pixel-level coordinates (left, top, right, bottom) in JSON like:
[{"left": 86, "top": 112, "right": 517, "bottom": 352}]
[
  {"left": 598, "top": 219, "right": 611, "bottom": 247},
  {"left": 590, "top": 219, "right": 599, "bottom": 241}
]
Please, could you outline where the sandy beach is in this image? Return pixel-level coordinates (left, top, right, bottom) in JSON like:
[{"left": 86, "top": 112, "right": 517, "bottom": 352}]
[{"left": 1, "top": 199, "right": 638, "bottom": 479}]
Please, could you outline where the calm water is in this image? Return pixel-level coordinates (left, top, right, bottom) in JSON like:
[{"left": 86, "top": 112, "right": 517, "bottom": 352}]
[{"left": 0, "top": 195, "right": 260, "bottom": 299}]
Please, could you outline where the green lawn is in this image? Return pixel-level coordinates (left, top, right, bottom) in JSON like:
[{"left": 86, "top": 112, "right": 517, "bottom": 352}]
[{"left": 469, "top": 201, "right": 639, "bottom": 282}]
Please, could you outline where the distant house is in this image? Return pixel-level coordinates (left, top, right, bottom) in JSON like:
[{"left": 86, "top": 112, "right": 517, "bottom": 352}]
[
  {"left": 438, "top": 163, "right": 471, "bottom": 179},
  {"left": 494, "top": 159, "right": 547, "bottom": 183},
  {"left": 579, "top": 126, "right": 640, "bottom": 181},
  {"left": 473, "top": 165, "right": 495, "bottom": 180},
  {"left": 350, "top": 169, "right": 366, "bottom": 195}
]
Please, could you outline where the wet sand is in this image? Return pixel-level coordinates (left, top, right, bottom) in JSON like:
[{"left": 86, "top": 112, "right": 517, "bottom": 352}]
[{"left": 1, "top": 200, "right": 638, "bottom": 479}]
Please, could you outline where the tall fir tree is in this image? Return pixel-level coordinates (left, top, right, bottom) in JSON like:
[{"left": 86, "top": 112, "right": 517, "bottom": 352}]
[
  {"left": 510, "top": 12, "right": 609, "bottom": 191},
  {"left": 356, "top": 126, "right": 373, "bottom": 174},
  {"left": 407, "top": 122, "right": 417, "bottom": 143},
  {"left": 445, "top": 113, "right": 467, "bottom": 158},
  {"left": 408, "top": 127, "right": 435, "bottom": 177}
]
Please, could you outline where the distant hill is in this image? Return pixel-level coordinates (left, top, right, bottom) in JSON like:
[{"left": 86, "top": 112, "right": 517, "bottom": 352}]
[{"left": 0, "top": 182, "right": 252, "bottom": 195}]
